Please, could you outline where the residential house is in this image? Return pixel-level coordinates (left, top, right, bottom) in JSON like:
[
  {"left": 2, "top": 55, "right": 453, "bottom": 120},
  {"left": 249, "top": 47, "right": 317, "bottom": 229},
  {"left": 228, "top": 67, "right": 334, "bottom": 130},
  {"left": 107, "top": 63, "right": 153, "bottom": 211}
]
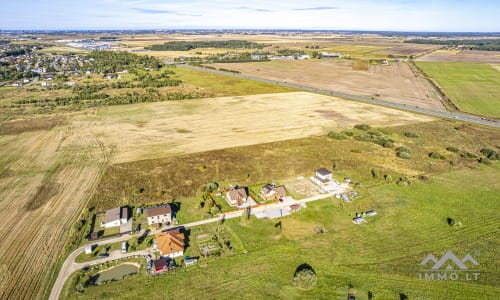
[
  {"left": 312, "top": 168, "right": 333, "bottom": 186},
  {"left": 153, "top": 257, "right": 168, "bottom": 272},
  {"left": 226, "top": 187, "right": 248, "bottom": 207},
  {"left": 146, "top": 204, "right": 172, "bottom": 225},
  {"left": 102, "top": 206, "right": 129, "bottom": 228},
  {"left": 260, "top": 184, "right": 287, "bottom": 201},
  {"left": 156, "top": 228, "right": 185, "bottom": 258}
]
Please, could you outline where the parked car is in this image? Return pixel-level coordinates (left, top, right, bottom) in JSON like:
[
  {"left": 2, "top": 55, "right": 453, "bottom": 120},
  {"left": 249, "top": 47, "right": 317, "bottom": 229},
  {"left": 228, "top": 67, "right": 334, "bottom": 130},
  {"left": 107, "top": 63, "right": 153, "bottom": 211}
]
[
  {"left": 121, "top": 242, "right": 127, "bottom": 254},
  {"left": 98, "top": 253, "right": 109, "bottom": 258}
]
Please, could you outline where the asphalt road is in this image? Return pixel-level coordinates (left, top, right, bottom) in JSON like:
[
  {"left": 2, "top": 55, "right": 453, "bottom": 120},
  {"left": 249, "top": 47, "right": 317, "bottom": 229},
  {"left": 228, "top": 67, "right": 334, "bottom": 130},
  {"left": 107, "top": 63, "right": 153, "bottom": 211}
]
[
  {"left": 49, "top": 190, "right": 340, "bottom": 300},
  {"left": 177, "top": 64, "right": 500, "bottom": 129}
]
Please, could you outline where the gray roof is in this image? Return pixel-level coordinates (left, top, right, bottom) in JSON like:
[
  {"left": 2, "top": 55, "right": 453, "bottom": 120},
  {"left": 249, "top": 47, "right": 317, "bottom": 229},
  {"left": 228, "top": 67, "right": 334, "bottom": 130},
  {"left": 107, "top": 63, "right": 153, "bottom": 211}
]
[
  {"left": 105, "top": 207, "right": 121, "bottom": 223},
  {"left": 316, "top": 168, "right": 332, "bottom": 176}
]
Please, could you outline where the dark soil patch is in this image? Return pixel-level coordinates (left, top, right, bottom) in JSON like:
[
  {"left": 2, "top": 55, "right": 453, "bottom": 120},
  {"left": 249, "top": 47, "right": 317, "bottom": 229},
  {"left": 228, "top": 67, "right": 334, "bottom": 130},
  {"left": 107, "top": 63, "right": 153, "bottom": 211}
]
[
  {"left": 0, "top": 117, "right": 66, "bottom": 136},
  {"left": 25, "top": 183, "right": 61, "bottom": 211}
]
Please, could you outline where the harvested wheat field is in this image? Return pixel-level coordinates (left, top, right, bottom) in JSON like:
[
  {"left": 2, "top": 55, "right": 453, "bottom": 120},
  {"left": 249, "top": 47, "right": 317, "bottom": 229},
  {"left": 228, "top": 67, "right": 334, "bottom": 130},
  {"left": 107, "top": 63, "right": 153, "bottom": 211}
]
[
  {"left": 0, "top": 122, "right": 110, "bottom": 300},
  {"left": 84, "top": 92, "right": 434, "bottom": 163},
  {"left": 209, "top": 60, "right": 444, "bottom": 110}
]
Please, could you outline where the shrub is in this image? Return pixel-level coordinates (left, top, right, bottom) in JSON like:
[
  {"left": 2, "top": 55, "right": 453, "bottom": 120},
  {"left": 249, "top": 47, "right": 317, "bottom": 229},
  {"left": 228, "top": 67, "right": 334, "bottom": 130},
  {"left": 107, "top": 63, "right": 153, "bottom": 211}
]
[
  {"left": 343, "top": 130, "right": 354, "bottom": 137},
  {"left": 293, "top": 264, "right": 317, "bottom": 290},
  {"left": 384, "top": 174, "right": 393, "bottom": 182},
  {"left": 367, "top": 130, "right": 382, "bottom": 136},
  {"left": 327, "top": 131, "right": 347, "bottom": 140},
  {"left": 132, "top": 188, "right": 144, "bottom": 195},
  {"left": 396, "top": 146, "right": 410, "bottom": 153},
  {"left": 480, "top": 148, "right": 499, "bottom": 160},
  {"left": 404, "top": 132, "right": 419, "bottom": 138},
  {"left": 446, "top": 146, "right": 460, "bottom": 153},
  {"left": 354, "top": 124, "right": 371, "bottom": 131},
  {"left": 397, "top": 151, "right": 411, "bottom": 159},
  {"left": 383, "top": 141, "right": 394, "bottom": 148},
  {"left": 479, "top": 157, "right": 492, "bottom": 165},
  {"left": 429, "top": 152, "right": 446, "bottom": 160},
  {"left": 462, "top": 152, "right": 477, "bottom": 159}
]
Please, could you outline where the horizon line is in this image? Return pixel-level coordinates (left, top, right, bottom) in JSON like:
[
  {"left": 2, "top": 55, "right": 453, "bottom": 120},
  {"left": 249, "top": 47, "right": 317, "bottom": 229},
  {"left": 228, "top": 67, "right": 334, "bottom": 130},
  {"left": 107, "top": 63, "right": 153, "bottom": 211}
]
[{"left": 1, "top": 28, "right": 500, "bottom": 34}]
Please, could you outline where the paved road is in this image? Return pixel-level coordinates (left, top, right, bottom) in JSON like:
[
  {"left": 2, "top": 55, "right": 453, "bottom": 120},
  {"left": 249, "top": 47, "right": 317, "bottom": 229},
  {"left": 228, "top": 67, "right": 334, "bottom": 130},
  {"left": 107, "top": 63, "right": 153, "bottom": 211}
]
[
  {"left": 49, "top": 190, "right": 338, "bottom": 300},
  {"left": 177, "top": 64, "right": 500, "bottom": 129}
]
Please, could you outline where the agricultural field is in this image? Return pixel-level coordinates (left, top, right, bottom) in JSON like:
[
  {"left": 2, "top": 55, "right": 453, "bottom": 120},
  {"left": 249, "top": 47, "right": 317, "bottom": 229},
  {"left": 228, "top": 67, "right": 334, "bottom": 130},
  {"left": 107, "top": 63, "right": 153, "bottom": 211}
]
[
  {"left": 63, "top": 121, "right": 500, "bottom": 299},
  {"left": 0, "top": 118, "right": 110, "bottom": 300},
  {"left": 418, "top": 50, "right": 500, "bottom": 63},
  {"left": 417, "top": 62, "right": 500, "bottom": 118},
  {"left": 209, "top": 60, "right": 444, "bottom": 109},
  {"left": 73, "top": 92, "right": 433, "bottom": 164}
]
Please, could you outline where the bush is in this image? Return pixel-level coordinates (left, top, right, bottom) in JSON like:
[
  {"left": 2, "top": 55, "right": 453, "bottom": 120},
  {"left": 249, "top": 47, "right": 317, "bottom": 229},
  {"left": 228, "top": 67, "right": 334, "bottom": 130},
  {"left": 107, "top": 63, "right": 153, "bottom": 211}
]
[
  {"left": 354, "top": 124, "right": 371, "bottom": 131},
  {"left": 396, "top": 146, "right": 411, "bottom": 153},
  {"left": 480, "top": 148, "right": 499, "bottom": 160},
  {"left": 384, "top": 174, "right": 393, "bottom": 182},
  {"left": 479, "top": 157, "right": 492, "bottom": 165},
  {"left": 429, "top": 152, "right": 446, "bottom": 160},
  {"left": 343, "top": 130, "right": 354, "bottom": 137},
  {"left": 462, "top": 152, "right": 477, "bottom": 159},
  {"left": 327, "top": 131, "right": 347, "bottom": 140},
  {"left": 397, "top": 151, "right": 411, "bottom": 159},
  {"left": 446, "top": 146, "right": 460, "bottom": 153},
  {"left": 383, "top": 141, "right": 394, "bottom": 148},
  {"left": 404, "top": 132, "right": 419, "bottom": 138},
  {"left": 293, "top": 264, "right": 317, "bottom": 290}
]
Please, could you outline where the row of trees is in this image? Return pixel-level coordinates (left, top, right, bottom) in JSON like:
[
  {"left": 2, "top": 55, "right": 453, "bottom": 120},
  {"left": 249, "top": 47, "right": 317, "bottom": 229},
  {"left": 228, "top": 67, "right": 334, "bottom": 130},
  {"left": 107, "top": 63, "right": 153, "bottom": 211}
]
[{"left": 146, "top": 40, "right": 268, "bottom": 51}]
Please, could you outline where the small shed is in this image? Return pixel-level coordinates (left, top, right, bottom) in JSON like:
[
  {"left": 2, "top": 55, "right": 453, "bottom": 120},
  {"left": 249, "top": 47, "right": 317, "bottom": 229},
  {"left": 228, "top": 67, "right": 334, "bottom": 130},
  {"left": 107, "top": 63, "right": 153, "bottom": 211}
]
[
  {"left": 366, "top": 210, "right": 377, "bottom": 217},
  {"left": 85, "top": 245, "right": 94, "bottom": 254},
  {"left": 136, "top": 207, "right": 143, "bottom": 215}
]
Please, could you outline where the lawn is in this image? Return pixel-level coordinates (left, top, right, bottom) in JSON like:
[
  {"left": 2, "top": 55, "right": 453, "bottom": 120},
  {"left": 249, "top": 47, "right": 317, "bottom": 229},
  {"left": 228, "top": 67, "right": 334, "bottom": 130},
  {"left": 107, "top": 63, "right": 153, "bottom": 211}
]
[
  {"left": 417, "top": 62, "right": 500, "bottom": 118},
  {"left": 64, "top": 164, "right": 500, "bottom": 299}
]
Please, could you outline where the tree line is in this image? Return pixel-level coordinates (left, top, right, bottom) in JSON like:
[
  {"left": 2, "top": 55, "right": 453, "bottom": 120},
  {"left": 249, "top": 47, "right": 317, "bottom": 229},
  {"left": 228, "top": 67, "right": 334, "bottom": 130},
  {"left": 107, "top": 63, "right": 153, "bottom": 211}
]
[{"left": 145, "top": 40, "right": 269, "bottom": 51}]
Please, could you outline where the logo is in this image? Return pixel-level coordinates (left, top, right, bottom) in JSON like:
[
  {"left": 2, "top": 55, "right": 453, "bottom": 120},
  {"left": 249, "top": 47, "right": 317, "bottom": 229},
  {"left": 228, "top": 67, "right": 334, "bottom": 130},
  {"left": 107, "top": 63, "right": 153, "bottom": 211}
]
[{"left": 418, "top": 251, "right": 480, "bottom": 281}]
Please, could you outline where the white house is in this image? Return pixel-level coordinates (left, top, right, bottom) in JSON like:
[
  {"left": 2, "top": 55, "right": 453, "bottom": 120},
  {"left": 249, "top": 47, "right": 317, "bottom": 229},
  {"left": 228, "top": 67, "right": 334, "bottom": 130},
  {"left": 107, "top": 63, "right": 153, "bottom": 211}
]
[
  {"left": 146, "top": 204, "right": 172, "bottom": 225},
  {"left": 312, "top": 168, "right": 333, "bottom": 186},
  {"left": 103, "top": 206, "right": 129, "bottom": 228}
]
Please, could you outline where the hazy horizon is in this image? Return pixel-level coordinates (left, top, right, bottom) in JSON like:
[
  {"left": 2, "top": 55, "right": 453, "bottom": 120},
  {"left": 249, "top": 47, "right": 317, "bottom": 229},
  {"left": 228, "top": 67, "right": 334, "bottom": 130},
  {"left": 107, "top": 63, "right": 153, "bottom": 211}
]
[{"left": 2, "top": 0, "right": 500, "bottom": 32}]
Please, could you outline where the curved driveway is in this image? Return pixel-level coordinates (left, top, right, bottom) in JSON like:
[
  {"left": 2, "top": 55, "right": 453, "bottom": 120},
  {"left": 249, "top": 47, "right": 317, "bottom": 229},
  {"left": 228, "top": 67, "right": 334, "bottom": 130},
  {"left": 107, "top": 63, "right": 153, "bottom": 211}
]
[{"left": 49, "top": 191, "right": 339, "bottom": 300}]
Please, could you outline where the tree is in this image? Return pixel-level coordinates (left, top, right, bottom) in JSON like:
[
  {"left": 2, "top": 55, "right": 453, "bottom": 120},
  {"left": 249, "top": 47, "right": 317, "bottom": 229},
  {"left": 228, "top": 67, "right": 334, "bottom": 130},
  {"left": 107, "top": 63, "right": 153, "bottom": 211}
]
[
  {"left": 128, "top": 236, "right": 139, "bottom": 251},
  {"left": 293, "top": 263, "right": 317, "bottom": 290}
]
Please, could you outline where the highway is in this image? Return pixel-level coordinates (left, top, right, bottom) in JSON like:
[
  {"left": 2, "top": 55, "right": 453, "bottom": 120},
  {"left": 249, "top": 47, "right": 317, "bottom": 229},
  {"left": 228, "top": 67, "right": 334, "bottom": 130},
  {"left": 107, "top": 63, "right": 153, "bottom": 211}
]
[{"left": 177, "top": 64, "right": 500, "bottom": 129}]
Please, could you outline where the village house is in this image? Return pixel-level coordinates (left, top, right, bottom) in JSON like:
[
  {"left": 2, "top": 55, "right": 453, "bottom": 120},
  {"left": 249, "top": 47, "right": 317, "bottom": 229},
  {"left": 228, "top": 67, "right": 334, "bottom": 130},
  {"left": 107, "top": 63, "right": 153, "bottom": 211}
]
[
  {"left": 260, "top": 184, "right": 287, "bottom": 201},
  {"left": 226, "top": 187, "right": 248, "bottom": 207},
  {"left": 312, "top": 168, "right": 333, "bottom": 186},
  {"left": 155, "top": 228, "right": 185, "bottom": 258},
  {"left": 102, "top": 206, "right": 129, "bottom": 228},
  {"left": 146, "top": 204, "right": 172, "bottom": 225},
  {"left": 153, "top": 257, "right": 168, "bottom": 272}
]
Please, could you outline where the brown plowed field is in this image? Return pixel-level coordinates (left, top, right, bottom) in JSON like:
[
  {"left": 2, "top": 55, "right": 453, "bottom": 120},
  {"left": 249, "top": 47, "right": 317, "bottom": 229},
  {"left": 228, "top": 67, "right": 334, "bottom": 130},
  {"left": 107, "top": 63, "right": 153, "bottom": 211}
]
[
  {"left": 209, "top": 60, "right": 445, "bottom": 110},
  {"left": 418, "top": 50, "right": 500, "bottom": 63}
]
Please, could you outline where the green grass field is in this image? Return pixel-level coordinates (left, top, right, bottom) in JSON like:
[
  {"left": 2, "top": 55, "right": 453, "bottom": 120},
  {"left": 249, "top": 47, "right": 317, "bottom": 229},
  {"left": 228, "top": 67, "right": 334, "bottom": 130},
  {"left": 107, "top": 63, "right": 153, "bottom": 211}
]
[
  {"left": 64, "top": 164, "right": 499, "bottom": 299},
  {"left": 417, "top": 62, "right": 500, "bottom": 118},
  {"left": 171, "top": 67, "right": 296, "bottom": 97}
]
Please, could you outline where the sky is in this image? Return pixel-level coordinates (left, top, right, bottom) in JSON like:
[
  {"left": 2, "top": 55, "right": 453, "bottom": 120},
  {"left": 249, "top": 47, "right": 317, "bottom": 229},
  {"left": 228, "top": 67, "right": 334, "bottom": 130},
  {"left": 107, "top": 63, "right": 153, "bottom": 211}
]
[{"left": 1, "top": 0, "right": 499, "bottom": 32}]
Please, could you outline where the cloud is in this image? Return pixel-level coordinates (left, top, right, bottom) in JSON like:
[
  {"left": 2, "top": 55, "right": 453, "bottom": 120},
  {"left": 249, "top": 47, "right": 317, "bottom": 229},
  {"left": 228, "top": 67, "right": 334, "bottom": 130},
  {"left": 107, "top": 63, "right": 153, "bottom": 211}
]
[
  {"left": 133, "top": 8, "right": 201, "bottom": 17},
  {"left": 133, "top": 8, "right": 175, "bottom": 14},
  {"left": 236, "top": 6, "right": 274, "bottom": 12},
  {"left": 293, "top": 6, "right": 338, "bottom": 11}
]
